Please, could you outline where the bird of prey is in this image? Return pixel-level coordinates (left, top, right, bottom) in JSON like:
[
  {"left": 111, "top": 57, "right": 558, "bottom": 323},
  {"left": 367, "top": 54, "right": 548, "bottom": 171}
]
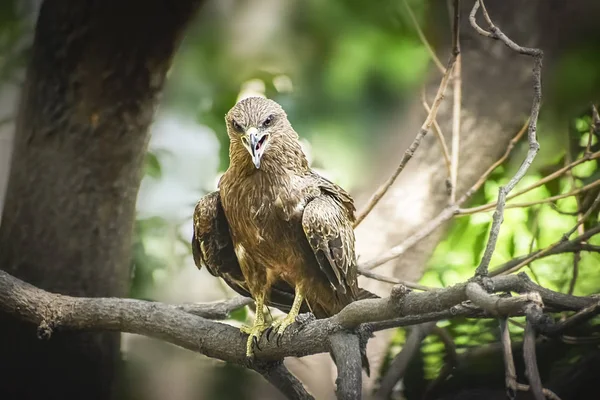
[{"left": 192, "top": 97, "right": 363, "bottom": 358}]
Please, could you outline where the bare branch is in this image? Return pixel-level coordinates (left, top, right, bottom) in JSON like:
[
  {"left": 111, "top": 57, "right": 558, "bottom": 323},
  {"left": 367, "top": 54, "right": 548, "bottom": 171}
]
[
  {"left": 175, "top": 296, "right": 253, "bottom": 319},
  {"left": 449, "top": 0, "right": 462, "bottom": 201},
  {"left": 466, "top": 282, "right": 543, "bottom": 316},
  {"left": 422, "top": 92, "right": 452, "bottom": 180},
  {"left": 541, "top": 301, "right": 600, "bottom": 337},
  {"left": 256, "top": 362, "right": 316, "bottom": 400},
  {"left": 523, "top": 306, "right": 545, "bottom": 400},
  {"left": 374, "top": 322, "right": 435, "bottom": 400},
  {"left": 329, "top": 332, "right": 362, "bottom": 400},
  {"left": 473, "top": 0, "right": 543, "bottom": 277},
  {"left": 468, "top": 1, "right": 492, "bottom": 37},
  {"left": 353, "top": 0, "right": 461, "bottom": 228},
  {"left": 361, "top": 120, "right": 528, "bottom": 270},
  {"left": 1, "top": 269, "right": 596, "bottom": 398},
  {"left": 450, "top": 53, "right": 462, "bottom": 204},
  {"left": 357, "top": 266, "right": 433, "bottom": 291},
  {"left": 490, "top": 221, "right": 600, "bottom": 276},
  {"left": 459, "top": 169, "right": 600, "bottom": 215},
  {"left": 401, "top": 0, "right": 445, "bottom": 74},
  {"left": 499, "top": 318, "right": 518, "bottom": 400}
]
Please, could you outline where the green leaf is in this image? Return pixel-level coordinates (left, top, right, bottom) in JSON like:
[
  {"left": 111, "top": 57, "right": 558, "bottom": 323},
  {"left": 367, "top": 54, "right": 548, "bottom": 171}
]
[
  {"left": 144, "top": 152, "right": 162, "bottom": 179},
  {"left": 229, "top": 306, "right": 248, "bottom": 323}
]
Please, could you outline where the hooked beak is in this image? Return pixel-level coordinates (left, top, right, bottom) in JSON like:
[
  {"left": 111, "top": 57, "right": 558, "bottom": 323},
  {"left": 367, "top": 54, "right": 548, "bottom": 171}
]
[{"left": 243, "top": 127, "right": 269, "bottom": 169}]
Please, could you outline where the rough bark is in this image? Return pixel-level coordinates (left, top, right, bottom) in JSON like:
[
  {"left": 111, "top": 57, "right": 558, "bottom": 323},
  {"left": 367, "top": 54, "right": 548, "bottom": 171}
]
[{"left": 0, "top": 1, "right": 203, "bottom": 399}]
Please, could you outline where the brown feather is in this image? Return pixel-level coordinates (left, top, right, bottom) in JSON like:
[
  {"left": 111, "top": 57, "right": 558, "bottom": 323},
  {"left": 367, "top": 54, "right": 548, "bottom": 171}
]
[{"left": 192, "top": 97, "right": 366, "bottom": 318}]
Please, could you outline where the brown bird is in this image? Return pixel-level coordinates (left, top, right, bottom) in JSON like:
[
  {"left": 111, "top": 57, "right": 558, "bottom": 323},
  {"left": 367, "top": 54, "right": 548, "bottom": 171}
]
[{"left": 192, "top": 97, "right": 365, "bottom": 358}]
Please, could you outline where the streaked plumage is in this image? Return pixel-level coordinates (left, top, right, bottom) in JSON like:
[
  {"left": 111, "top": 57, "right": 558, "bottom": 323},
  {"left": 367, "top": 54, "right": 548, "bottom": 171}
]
[{"left": 192, "top": 97, "right": 370, "bottom": 358}]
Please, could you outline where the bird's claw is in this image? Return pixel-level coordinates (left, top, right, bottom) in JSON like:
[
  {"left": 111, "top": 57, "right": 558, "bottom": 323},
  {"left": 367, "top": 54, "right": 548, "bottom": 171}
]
[
  {"left": 241, "top": 322, "right": 268, "bottom": 358},
  {"left": 267, "top": 314, "right": 297, "bottom": 345}
]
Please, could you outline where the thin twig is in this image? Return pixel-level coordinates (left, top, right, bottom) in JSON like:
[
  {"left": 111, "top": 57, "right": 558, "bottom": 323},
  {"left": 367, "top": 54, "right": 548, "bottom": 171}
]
[
  {"left": 360, "top": 120, "right": 529, "bottom": 270},
  {"left": 468, "top": 1, "right": 492, "bottom": 37},
  {"left": 464, "top": 178, "right": 600, "bottom": 214},
  {"left": 422, "top": 92, "right": 452, "bottom": 179},
  {"left": 499, "top": 318, "right": 518, "bottom": 400},
  {"left": 402, "top": 0, "right": 445, "bottom": 74},
  {"left": 353, "top": 0, "right": 461, "bottom": 228},
  {"left": 492, "top": 193, "right": 600, "bottom": 276},
  {"left": 516, "top": 383, "right": 562, "bottom": 400},
  {"left": 472, "top": 0, "right": 544, "bottom": 277},
  {"left": 490, "top": 224, "right": 600, "bottom": 276},
  {"left": 358, "top": 266, "right": 434, "bottom": 291},
  {"left": 542, "top": 301, "right": 600, "bottom": 337},
  {"left": 450, "top": 54, "right": 462, "bottom": 203},
  {"left": 457, "top": 151, "right": 600, "bottom": 215}
]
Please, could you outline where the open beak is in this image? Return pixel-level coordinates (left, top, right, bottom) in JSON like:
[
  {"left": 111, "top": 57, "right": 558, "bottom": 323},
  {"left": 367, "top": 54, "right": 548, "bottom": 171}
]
[{"left": 244, "top": 127, "right": 269, "bottom": 169}]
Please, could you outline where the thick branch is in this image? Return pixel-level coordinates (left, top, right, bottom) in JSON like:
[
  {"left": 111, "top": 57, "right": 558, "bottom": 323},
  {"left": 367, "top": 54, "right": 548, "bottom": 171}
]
[
  {"left": 175, "top": 296, "right": 253, "bottom": 319},
  {"left": 329, "top": 332, "right": 362, "bottom": 400},
  {"left": 255, "top": 362, "right": 315, "bottom": 400},
  {"left": 2, "top": 269, "right": 596, "bottom": 367},
  {"left": 466, "top": 282, "right": 543, "bottom": 316}
]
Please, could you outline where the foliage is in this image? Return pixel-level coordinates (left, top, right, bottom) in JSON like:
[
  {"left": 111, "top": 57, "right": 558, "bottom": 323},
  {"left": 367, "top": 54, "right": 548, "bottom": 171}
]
[{"left": 381, "top": 111, "right": 600, "bottom": 395}]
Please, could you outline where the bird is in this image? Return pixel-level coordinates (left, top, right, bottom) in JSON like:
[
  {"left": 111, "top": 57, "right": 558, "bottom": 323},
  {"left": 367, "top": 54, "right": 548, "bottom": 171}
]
[{"left": 192, "top": 96, "right": 366, "bottom": 359}]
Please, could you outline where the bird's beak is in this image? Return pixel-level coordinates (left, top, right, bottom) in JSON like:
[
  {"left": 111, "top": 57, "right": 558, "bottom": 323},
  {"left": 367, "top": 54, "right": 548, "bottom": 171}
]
[{"left": 244, "top": 127, "right": 269, "bottom": 169}]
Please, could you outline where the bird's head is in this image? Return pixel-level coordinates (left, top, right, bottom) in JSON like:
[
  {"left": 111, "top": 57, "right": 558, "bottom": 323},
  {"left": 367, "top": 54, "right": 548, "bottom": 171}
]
[{"left": 225, "top": 97, "right": 301, "bottom": 170}]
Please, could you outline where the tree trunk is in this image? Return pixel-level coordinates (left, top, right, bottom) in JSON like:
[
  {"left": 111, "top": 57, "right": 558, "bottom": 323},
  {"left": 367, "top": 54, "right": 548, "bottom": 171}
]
[{"left": 0, "top": 1, "right": 203, "bottom": 399}]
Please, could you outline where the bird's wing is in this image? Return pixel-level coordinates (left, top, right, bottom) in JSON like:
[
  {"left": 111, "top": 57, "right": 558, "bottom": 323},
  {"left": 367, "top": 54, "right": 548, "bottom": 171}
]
[
  {"left": 302, "top": 193, "right": 359, "bottom": 302},
  {"left": 192, "top": 191, "right": 248, "bottom": 293},
  {"left": 313, "top": 175, "right": 356, "bottom": 222},
  {"left": 192, "top": 191, "right": 303, "bottom": 313}
]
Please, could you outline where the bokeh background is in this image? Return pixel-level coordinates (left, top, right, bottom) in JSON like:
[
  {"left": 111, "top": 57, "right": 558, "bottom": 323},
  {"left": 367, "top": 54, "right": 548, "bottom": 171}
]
[{"left": 1, "top": 1, "right": 599, "bottom": 399}]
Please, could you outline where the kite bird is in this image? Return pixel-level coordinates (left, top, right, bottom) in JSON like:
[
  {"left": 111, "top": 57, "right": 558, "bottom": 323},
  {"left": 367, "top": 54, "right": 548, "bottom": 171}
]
[{"left": 192, "top": 97, "right": 370, "bottom": 359}]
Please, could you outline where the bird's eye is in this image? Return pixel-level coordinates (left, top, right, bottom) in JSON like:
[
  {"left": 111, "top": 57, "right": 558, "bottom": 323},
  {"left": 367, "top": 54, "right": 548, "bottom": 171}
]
[
  {"left": 232, "top": 120, "right": 243, "bottom": 132},
  {"left": 262, "top": 115, "right": 274, "bottom": 128}
]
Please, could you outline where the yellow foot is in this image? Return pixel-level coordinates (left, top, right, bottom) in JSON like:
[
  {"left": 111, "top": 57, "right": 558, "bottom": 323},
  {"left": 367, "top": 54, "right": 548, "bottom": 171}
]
[
  {"left": 268, "top": 313, "right": 298, "bottom": 343},
  {"left": 241, "top": 322, "right": 268, "bottom": 357}
]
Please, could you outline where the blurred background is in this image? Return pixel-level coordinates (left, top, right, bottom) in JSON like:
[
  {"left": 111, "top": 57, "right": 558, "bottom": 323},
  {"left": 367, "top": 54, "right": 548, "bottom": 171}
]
[{"left": 1, "top": 0, "right": 599, "bottom": 399}]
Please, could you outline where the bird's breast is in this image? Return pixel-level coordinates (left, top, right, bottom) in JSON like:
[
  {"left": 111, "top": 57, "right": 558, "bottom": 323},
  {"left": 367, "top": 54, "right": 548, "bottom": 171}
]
[{"left": 220, "top": 172, "right": 312, "bottom": 277}]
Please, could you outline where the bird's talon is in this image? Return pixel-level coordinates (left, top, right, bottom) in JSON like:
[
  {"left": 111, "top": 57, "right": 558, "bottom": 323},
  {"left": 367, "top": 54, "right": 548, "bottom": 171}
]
[
  {"left": 242, "top": 322, "right": 268, "bottom": 357},
  {"left": 269, "top": 314, "right": 297, "bottom": 346}
]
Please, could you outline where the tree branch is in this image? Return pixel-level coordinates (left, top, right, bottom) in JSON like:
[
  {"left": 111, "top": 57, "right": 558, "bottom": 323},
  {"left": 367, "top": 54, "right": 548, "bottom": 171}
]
[
  {"left": 472, "top": 0, "right": 543, "bottom": 277},
  {"left": 329, "top": 332, "right": 362, "bottom": 400},
  {"left": 1, "top": 269, "right": 596, "bottom": 399},
  {"left": 352, "top": 0, "right": 461, "bottom": 228},
  {"left": 499, "top": 318, "right": 518, "bottom": 400},
  {"left": 523, "top": 306, "right": 545, "bottom": 400},
  {"left": 255, "top": 362, "right": 315, "bottom": 400},
  {"left": 360, "top": 119, "right": 529, "bottom": 271},
  {"left": 374, "top": 322, "right": 435, "bottom": 400},
  {"left": 174, "top": 296, "right": 253, "bottom": 319}
]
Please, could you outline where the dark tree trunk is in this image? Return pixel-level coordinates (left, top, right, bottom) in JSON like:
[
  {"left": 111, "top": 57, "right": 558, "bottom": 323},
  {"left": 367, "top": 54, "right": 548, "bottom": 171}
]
[{"left": 0, "top": 1, "right": 203, "bottom": 399}]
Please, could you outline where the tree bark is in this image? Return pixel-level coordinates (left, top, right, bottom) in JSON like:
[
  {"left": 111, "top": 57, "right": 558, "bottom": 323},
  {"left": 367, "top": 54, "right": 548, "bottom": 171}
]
[{"left": 0, "top": 1, "right": 203, "bottom": 399}]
